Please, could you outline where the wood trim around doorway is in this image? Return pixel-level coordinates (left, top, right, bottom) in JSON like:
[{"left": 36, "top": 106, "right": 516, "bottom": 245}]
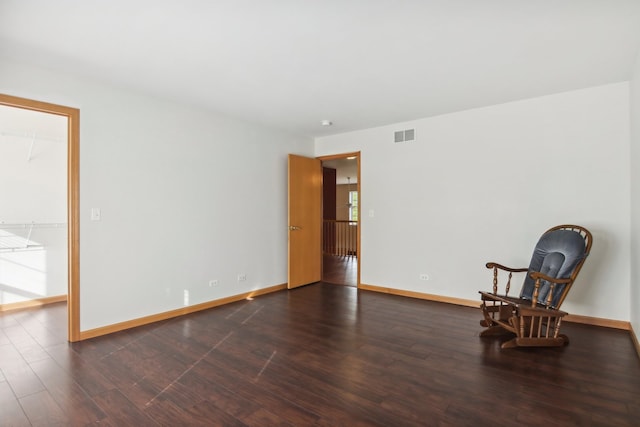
[
  {"left": 0, "top": 295, "right": 68, "bottom": 313},
  {"left": 0, "top": 93, "right": 80, "bottom": 342}
]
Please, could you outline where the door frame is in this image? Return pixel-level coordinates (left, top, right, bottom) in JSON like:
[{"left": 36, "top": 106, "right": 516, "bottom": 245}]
[
  {"left": 0, "top": 93, "right": 80, "bottom": 342},
  {"left": 318, "top": 151, "right": 361, "bottom": 287}
]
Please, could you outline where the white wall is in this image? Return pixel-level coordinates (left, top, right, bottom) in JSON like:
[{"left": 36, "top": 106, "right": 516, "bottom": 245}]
[
  {"left": 1, "top": 56, "right": 634, "bottom": 331},
  {"left": 0, "top": 60, "right": 313, "bottom": 331},
  {"left": 630, "top": 50, "right": 640, "bottom": 341},
  {"left": 317, "top": 83, "right": 631, "bottom": 321}
]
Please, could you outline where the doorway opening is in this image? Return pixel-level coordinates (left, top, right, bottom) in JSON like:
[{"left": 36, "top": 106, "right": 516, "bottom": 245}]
[
  {"left": 320, "top": 153, "right": 360, "bottom": 287},
  {"left": 0, "top": 94, "right": 80, "bottom": 342}
]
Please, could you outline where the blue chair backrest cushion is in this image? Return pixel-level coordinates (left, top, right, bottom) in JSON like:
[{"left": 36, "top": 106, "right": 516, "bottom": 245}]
[{"left": 519, "top": 229, "right": 587, "bottom": 308}]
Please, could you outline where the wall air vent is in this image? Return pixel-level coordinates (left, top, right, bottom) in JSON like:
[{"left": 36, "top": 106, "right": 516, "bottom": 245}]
[{"left": 394, "top": 129, "right": 416, "bottom": 143}]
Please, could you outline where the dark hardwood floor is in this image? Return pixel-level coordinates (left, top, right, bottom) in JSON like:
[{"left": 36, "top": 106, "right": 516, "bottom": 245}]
[
  {"left": 322, "top": 254, "right": 357, "bottom": 286},
  {"left": 1, "top": 283, "right": 639, "bottom": 426}
]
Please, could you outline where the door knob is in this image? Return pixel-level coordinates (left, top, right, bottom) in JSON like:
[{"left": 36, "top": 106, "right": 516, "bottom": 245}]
[{"left": 289, "top": 225, "right": 301, "bottom": 231}]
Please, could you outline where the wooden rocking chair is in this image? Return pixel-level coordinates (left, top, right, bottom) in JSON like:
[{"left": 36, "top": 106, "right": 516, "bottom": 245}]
[{"left": 479, "top": 225, "right": 592, "bottom": 349}]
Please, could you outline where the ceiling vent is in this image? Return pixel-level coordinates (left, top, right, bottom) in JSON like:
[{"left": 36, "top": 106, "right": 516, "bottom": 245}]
[{"left": 394, "top": 129, "right": 415, "bottom": 143}]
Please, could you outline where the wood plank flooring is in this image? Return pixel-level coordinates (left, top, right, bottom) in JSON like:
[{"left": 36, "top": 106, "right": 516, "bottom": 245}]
[
  {"left": 1, "top": 283, "right": 639, "bottom": 426},
  {"left": 322, "top": 254, "right": 357, "bottom": 286}
]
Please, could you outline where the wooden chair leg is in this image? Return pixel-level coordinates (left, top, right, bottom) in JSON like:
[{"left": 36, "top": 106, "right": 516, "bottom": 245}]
[
  {"left": 480, "top": 319, "right": 493, "bottom": 327},
  {"left": 500, "top": 338, "right": 519, "bottom": 349}
]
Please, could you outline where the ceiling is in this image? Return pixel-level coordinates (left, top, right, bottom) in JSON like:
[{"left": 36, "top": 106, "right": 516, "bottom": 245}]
[{"left": 1, "top": 0, "right": 640, "bottom": 139}]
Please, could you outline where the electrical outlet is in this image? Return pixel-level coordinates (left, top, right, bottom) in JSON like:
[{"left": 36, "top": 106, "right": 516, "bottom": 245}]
[
  {"left": 237, "top": 273, "right": 247, "bottom": 282},
  {"left": 209, "top": 280, "right": 218, "bottom": 287},
  {"left": 420, "top": 273, "right": 430, "bottom": 281}
]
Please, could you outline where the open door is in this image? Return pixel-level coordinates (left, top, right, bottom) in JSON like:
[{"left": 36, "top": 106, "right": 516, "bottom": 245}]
[{"left": 288, "top": 154, "right": 322, "bottom": 289}]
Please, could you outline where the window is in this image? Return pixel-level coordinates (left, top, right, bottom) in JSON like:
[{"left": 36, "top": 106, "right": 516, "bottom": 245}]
[{"left": 349, "top": 191, "right": 358, "bottom": 223}]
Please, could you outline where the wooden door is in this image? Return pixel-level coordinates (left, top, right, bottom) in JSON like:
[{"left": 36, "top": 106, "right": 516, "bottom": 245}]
[{"left": 288, "top": 154, "right": 322, "bottom": 289}]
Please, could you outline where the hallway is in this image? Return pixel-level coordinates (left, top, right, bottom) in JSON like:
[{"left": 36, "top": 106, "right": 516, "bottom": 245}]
[{"left": 322, "top": 254, "right": 357, "bottom": 286}]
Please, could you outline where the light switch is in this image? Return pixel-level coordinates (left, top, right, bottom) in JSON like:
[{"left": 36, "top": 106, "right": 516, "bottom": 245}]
[
  {"left": 91, "top": 208, "right": 101, "bottom": 221},
  {"left": 369, "top": 209, "right": 375, "bottom": 218}
]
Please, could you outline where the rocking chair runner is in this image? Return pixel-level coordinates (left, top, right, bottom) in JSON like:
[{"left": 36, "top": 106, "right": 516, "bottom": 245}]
[{"left": 479, "top": 225, "right": 592, "bottom": 349}]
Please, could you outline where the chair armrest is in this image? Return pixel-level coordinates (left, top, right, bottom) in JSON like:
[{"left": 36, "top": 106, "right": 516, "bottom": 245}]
[
  {"left": 485, "top": 263, "right": 528, "bottom": 297},
  {"left": 527, "top": 272, "right": 572, "bottom": 309},
  {"left": 486, "top": 262, "right": 528, "bottom": 273},
  {"left": 529, "top": 271, "right": 572, "bottom": 284}
]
